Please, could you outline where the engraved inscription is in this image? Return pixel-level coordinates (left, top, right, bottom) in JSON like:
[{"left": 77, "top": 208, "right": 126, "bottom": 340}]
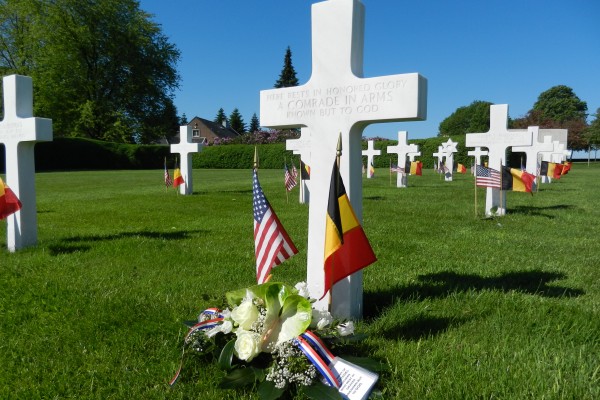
[{"left": 265, "top": 79, "right": 409, "bottom": 119}]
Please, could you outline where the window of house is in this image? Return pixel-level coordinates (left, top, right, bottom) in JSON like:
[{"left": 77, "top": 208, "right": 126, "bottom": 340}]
[{"left": 192, "top": 129, "right": 200, "bottom": 137}]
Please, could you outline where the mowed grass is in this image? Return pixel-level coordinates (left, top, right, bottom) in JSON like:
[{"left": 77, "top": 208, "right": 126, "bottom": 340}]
[{"left": 1, "top": 164, "right": 599, "bottom": 399}]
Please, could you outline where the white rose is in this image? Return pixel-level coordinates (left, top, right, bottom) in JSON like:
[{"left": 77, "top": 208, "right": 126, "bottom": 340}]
[
  {"left": 337, "top": 321, "right": 354, "bottom": 336},
  {"left": 310, "top": 309, "right": 333, "bottom": 330},
  {"left": 231, "top": 301, "right": 259, "bottom": 330},
  {"left": 204, "top": 320, "right": 234, "bottom": 338},
  {"left": 294, "top": 282, "right": 310, "bottom": 298},
  {"left": 234, "top": 330, "right": 262, "bottom": 361}
]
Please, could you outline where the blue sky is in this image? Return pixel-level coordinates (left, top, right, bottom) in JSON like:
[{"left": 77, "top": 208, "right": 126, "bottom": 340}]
[{"left": 139, "top": 0, "right": 599, "bottom": 142}]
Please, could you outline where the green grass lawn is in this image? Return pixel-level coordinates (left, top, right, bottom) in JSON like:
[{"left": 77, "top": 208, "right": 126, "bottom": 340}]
[{"left": 1, "top": 164, "right": 599, "bottom": 399}]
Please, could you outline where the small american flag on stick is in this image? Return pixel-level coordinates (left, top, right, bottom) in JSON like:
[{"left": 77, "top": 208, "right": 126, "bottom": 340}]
[
  {"left": 253, "top": 169, "right": 298, "bottom": 283},
  {"left": 475, "top": 165, "right": 501, "bottom": 188},
  {"left": 164, "top": 159, "right": 173, "bottom": 187},
  {"left": 284, "top": 163, "right": 297, "bottom": 191}
]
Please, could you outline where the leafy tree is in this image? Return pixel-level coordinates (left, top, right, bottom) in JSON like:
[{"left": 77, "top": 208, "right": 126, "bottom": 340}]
[
  {"left": 229, "top": 108, "right": 246, "bottom": 134},
  {"left": 274, "top": 46, "right": 299, "bottom": 88},
  {"left": 0, "top": 0, "right": 181, "bottom": 143},
  {"left": 438, "top": 100, "right": 493, "bottom": 136},
  {"left": 583, "top": 108, "right": 600, "bottom": 160},
  {"left": 179, "top": 113, "right": 188, "bottom": 125},
  {"left": 533, "top": 85, "right": 587, "bottom": 123},
  {"left": 248, "top": 113, "right": 260, "bottom": 133},
  {"left": 214, "top": 108, "right": 227, "bottom": 125},
  {"left": 512, "top": 85, "right": 588, "bottom": 150}
]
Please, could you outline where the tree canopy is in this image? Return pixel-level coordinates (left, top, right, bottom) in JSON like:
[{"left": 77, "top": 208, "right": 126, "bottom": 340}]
[
  {"left": 274, "top": 46, "right": 299, "bottom": 88},
  {"left": 438, "top": 100, "right": 493, "bottom": 136},
  {"left": 512, "top": 85, "right": 589, "bottom": 150},
  {"left": 0, "top": 0, "right": 181, "bottom": 143},
  {"left": 228, "top": 108, "right": 246, "bottom": 134},
  {"left": 248, "top": 113, "right": 260, "bottom": 133}
]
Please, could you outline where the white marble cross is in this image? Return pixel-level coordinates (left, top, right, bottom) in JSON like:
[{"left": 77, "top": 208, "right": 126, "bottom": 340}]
[
  {"left": 441, "top": 139, "right": 458, "bottom": 181},
  {"left": 362, "top": 140, "right": 381, "bottom": 179},
  {"left": 407, "top": 150, "right": 421, "bottom": 162},
  {"left": 170, "top": 125, "right": 203, "bottom": 195},
  {"left": 260, "top": 0, "right": 427, "bottom": 318},
  {"left": 432, "top": 145, "right": 445, "bottom": 171},
  {"left": 0, "top": 75, "right": 52, "bottom": 252},
  {"left": 286, "top": 127, "right": 312, "bottom": 204},
  {"left": 466, "top": 104, "right": 532, "bottom": 216},
  {"left": 386, "top": 131, "right": 419, "bottom": 187},
  {"left": 468, "top": 146, "right": 488, "bottom": 166},
  {"left": 512, "top": 127, "right": 554, "bottom": 174}
]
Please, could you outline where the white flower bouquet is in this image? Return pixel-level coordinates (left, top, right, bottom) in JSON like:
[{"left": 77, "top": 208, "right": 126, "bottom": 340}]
[{"left": 170, "top": 281, "right": 381, "bottom": 400}]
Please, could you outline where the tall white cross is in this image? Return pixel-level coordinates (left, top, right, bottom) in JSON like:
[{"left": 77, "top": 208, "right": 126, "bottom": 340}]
[
  {"left": 362, "top": 140, "right": 381, "bottom": 179},
  {"left": 512, "top": 127, "right": 554, "bottom": 174},
  {"left": 432, "top": 146, "right": 445, "bottom": 170},
  {"left": 286, "top": 127, "right": 312, "bottom": 204},
  {"left": 170, "top": 125, "right": 203, "bottom": 195},
  {"left": 441, "top": 139, "right": 458, "bottom": 181},
  {"left": 260, "top": 0, "right": 427, "bottom": 318},
  {"left": 0, "top": 75, "right": 52, "bottom": 252},
  {"left": 467, "top": 146, "right": 488, "bottom": 166},
  {"left": 466, "top": 104, "right": 532, "bottom": 216},
  {"left": 386, "top": 131, "right": 419, "bottom": 187}
]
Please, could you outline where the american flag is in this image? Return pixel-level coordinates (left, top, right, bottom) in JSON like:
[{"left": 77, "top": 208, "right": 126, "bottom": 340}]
[
  {"left": 390, "top": 164, "right": 405, "bottom": 173},
  {"left": 253, "top": 169, "right": 298, "bottom": 283},
  {"left": 291, "top": 162, "right": 298, "bottom": 179},
  {"left": 475, "top": 165, "right": 501, "bottom": 188},
  {"left": 284, "top": 164, "right": 297, "bottom": 191},
  {"left": 164, "top": 160, "right": 173, "bottom": 187}
]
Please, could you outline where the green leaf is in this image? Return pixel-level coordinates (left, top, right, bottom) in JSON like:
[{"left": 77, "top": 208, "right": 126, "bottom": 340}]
[
  {"left": 258, "top": 380, "right": 285, "bottom": 400},
  {"left": 300, "top": 382, "right": 343, "bottom": 399},
  {"left": 219, "top": 367, "right": 256, "bottom": 389},
  {"left": 183, "top": 320, "right": 198, "bottom": 328},
  {"left": 253, "top": 367, "right": 266, "bottom": 382},
  {"left": 339, "top": 355, "right": 387, "bottom": 372},
  {"left": 262, "top": 294, "right": 312, "bottom": 349},
  {"left": 218, "top": 339, "right": 236, "bottom": 370}
]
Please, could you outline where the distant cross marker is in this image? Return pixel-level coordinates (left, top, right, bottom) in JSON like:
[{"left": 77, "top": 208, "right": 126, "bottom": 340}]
[
  {"left": 441, "top": 139, "right": 458, "bottom": 181},
  {"left": 0, "top": 75, "right": 52, "bottom": 252},
  {"left": 386, "top": 131, "right": 419, "bottom": 187},
  {"left": 260, "top": 0, "right": 427, "bottom": 318},
  {"left": 466, "top": 104, "right": 532, "bottom": 215},
  {"left": 362, "top": 140, "right": 381, "bottom": 179},
  {"left": 170, "top": 125, "right": 203, "bottom": 195},
  {"left": 286, "top": 128, "right": 312, "bottom": 204},
  {"left": 512, "top": 127, "right": 554, "bottom": 174}
]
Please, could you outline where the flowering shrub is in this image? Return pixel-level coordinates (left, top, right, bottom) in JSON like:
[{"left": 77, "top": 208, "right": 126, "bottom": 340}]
[
  {"left": 210, "top": 129, "right": 300, "bottom": 146},
  {"left": 171, "top": 281, "right": 378, "bottom": 399}
]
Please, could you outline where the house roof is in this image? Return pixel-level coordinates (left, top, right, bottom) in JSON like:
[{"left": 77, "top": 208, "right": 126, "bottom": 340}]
[{"left": 190, "top": 116, "right": 240, "bottom": 139}]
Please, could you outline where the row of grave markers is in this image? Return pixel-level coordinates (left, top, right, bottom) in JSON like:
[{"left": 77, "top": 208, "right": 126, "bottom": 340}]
[{"left": 0, "top": 0, "right": 573, "bottom": 324}]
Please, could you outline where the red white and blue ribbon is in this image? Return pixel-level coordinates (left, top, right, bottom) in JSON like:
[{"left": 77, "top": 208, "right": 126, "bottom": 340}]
[
  {"left": 300, "top": 331, "right": 336, "bottom": 364},
  {"left": 170, "top": 309, "right": 224, "bottom": 387},
  {"left": 295, "top": 332, "right": 340, "bottom": 389}
]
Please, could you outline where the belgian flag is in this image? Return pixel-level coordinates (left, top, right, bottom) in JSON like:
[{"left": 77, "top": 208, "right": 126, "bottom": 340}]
[
  {"left": 172, "top": 168, "right": 184, "bottom": 187},
  {"left": 540, "top": 161, "right": 563, "bottom": 179},
  {"left": 0, "top": 178, "right": 22, "bottom": 220},
  {"left": 410, "top": 161, "right": 423, "bottom": 176},
  {"left": 300, "top": 160, "right": 311, "bottom": 180},
  {"left": 323, "top": 161, "right": 377, "bottom": 299},
  {"left": 502, "top": 166, "right": 536, "bottom": 193},
  {"left": 457, "top": 163, "right": 467, "bottom": 174}
]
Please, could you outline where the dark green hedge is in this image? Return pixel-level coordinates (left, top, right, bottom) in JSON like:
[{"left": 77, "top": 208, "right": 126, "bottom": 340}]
[{"left": 1, "top": 135, "right": 515, "bottom": 172}]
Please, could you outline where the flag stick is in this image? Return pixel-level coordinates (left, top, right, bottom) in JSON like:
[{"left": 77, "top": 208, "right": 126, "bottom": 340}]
[
  {"left": 164, "top": 157, "right": 168, "bottom": 193},
  {"left": 329, "top": 133, "right": 343, "bottom": 312},
  {"left": 474, "top": 165, "right": 478, "bottom": 217},
  {"left": 499, "top": 159, "right": 504, "bottom": 215},
  {"left": 254, "top": 146, "right": 259, "bottom": 170},
  {"left": 284, "top": 156, "right": 289, "bottom": 203}
]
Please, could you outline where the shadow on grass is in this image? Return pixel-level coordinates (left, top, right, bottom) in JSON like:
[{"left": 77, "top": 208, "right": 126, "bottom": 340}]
[
  {"left": 364, "top": 196, "right": 386, "bottom": 201},
  {"left": 379, "top": 314, "right": 469, "bottom": 341},
  {"left": 364, "top": 269, "right": 583, "bottom": 319},
  {"left": 509, "top": 204, "right": 575, "bottom": 218},
  {"left": 47, "top": 229, "right": 208, "bottom": 256}
]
